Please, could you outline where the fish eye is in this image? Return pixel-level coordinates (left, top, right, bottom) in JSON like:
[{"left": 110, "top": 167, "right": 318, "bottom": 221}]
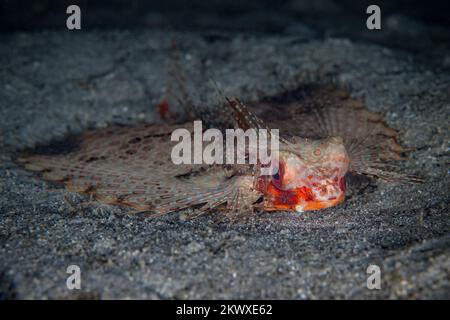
[
  {"left": 273, "top": 171, "right": 280, "bottom": 181},
  {"left": 270, "top": 161, "right": 284, "bottom": 189},
  {"left": 271, "top": 171, "right": 282, "bottom": 190}
]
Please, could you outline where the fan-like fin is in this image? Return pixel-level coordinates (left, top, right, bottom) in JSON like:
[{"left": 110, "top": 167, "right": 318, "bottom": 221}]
[
  {"left": 19, "top": 122, "right": 262, "bottom": 217},
  {"left": 249, "top": 86, "right": 423, "bottom": 183}
]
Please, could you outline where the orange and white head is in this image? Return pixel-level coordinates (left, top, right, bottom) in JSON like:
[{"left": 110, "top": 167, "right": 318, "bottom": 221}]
[{"left": 256, "top": 136, "right": 350, "bottom": 212}]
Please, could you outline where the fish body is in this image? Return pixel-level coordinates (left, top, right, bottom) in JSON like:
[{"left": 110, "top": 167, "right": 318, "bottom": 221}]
[{"left": 20, "top": 86, "right": 421, "bottom": 221}]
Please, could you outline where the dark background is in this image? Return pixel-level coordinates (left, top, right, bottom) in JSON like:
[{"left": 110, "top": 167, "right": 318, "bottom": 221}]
[
  {"left": 1, "top": 0, "right": 449, "bottom": 69},
  {"left": 1, "top": 0, "right": 449, "bottom": 33}
]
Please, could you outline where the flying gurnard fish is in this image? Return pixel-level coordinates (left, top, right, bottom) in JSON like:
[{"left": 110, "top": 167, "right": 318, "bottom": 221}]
[{"left": 19, "top": 66, "right": 422, "bottom": 222}]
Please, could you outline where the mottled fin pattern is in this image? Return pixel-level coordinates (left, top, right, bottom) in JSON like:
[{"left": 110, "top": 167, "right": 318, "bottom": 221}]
[
  {"left": 226, "top": 97, "right": 268, "bottom": 131},
  {"left": 250, "top": 86, "right": 423, "bottom": 183},
  {"left": 19, "top": 123, "right": 259, "bottom": 219}
]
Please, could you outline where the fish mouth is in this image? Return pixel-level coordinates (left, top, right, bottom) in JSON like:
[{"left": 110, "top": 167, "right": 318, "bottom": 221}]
[
  {"left": 262, "top": 175, "right": 347, "bottom": 212},
  {"left": 295, "top": 192, "right": 345, "bottom": 212}
]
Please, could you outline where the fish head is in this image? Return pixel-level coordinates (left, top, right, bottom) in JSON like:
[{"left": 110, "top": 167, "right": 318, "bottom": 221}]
[{"left": 257, "top": 136, "right": 350, "bottom": 212}]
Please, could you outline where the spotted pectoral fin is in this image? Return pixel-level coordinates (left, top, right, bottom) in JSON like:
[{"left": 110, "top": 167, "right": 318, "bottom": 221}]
[
  {"left": 19, "top": 122, "right": 213, "bottom": 215},
  {"left": 117, "top": 173, "right": 261, "bottom": 221},
  {"left": 21, "top": 135, "right": 261, "bottom": 218}
]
